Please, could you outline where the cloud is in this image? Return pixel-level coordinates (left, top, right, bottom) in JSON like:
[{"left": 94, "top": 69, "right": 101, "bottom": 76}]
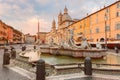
[
  {"left": 0, "top": 0, "right": 116, "bottom": 35},
  {"left": 0, "top": 3, "right": 11, "bottom": 15},
  {"left": 5, "top": 16, "right": 51, "bottom": 35},
  {"left": 22, "top": 17, "right": 51, "bottom": 34},
  {"left": 35, "top": 0, "right": 51, "bottom": 6}
]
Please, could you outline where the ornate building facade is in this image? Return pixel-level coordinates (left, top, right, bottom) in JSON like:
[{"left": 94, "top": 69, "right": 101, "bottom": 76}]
[
  {"left": 68, "top": 1, "right": 120, "bottom": 43},
  {"left": 37, "top": 32, "right": 48, "bottom": 44},
  {"left": 24, "top": 33, "right": 36, "bottom": 44},
  {"left": 46, "top": 1, "right": 120, "bottom": 45},
  {"left": 46, "top": 7, "right": 75, "bottom": 45}
]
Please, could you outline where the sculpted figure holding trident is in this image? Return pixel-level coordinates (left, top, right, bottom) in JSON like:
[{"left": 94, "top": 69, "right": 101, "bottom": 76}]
[{"left": 50, "top": 38, "right": 54, "bottom": 47}]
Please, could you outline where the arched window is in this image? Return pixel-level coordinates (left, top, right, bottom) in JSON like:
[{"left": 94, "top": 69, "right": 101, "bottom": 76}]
[{"left": 100, "top": 38, "right": 104, "bottom": 42}]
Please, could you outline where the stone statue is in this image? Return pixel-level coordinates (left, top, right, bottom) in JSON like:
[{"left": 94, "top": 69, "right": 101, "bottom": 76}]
[
  {"left": 80, "top": 38, "right": 91, "bottom": 49},
  {"left": 68, "top": 29, "right": 91, "bottom": 49},
  {"left": 59, "top": 40, "right": 70, "bottom": 49},
  {"left": 50, "top": 38, "right": 54, "bottom": 47},
  {"left": 96, "top": 42, "right": 102, "bottom": 49}
]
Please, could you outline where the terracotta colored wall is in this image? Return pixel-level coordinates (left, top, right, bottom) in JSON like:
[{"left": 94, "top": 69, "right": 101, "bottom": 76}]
[
  {"left": 0, "top": 22, "right": 7, "bottom": 44},
  {"left": 7, "top": 27, "right": 13, "bottom": 43},
  {"left": 47, "top": 1, "right": 120, "bottom": 44}
]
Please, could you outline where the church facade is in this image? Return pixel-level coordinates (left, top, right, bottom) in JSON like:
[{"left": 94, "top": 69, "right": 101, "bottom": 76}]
[{"left": 46, "top": 7, "right": 75, "bottom": 45}]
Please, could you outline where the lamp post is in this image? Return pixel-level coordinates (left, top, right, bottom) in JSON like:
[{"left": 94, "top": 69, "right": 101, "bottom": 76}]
[{"left": 105, "top": 13, "right": 107, "bottom": 49}]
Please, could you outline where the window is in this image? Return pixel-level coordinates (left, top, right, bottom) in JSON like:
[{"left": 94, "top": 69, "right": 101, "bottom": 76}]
[
  {"left": 90, "top": 29, "right": 92, "bottom": 34},
  {"left": 116, "top": 11, "right": 120, "bottom": 17},
  {"left": 96, "top": 14, "right": 98, "bottom": 23},
  {"left": 115, "top": 23, "right": 120, "bottom": 30},
  {"left": 106, "top": 8, "right": 109, "bottom": 13},
  {"left": 80, "top": 25, "right": 82, "bottom": 28},
  {"left": 116, "top": 34, "right": 120, "bottom": 39},
  {"left": 84, "top": 21, "right": 86, "bottom": 27},
  {"left": 105, "top": 26, "right": 110, "bottom": 32},
  {"left": 105, "top": 14, "right": 108, "bottom": 20},
  {"left": 117, "top": 3, "right": 120, "bottom": 8},
  {"left": 96, "top": 28, "right": 99, "bottom": 33},
  {"left": 90, "top": 17, "right": 92, "bottom": 25}
]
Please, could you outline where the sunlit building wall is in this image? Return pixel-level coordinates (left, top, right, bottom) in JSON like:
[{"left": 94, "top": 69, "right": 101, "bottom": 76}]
[
  {"left": 0, "top": 21, "right": 7, "bottom": 45},
  {"left": 68, "top": 1, "right": 120, "bottom": 43},
  {"left": 47, "top": 1, "right": 120, "bottom": 45}
]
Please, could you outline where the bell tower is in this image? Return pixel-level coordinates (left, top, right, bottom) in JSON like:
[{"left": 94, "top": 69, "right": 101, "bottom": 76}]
[
  {"left": 64, "top": 6, "right": 68, "bottom": 14},
  {"left": 52, "top": 19, "right": 56, "bottom": 32},
  {"left": 58, "top": 11, "right": 62, "bottom": 29}
]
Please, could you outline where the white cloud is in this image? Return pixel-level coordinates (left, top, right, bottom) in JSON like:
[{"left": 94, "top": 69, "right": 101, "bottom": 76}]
[
  {"left": 35, "top": 0, "right": 52, "bottom": 6},
  {"left": 23, "top": 17, "right": 50, "bottom": 34},
  {"left": 0, "top": 3, "right": 12, "bottom": 15},
  {"left": 7, "top": 16, "right": 51, "bottom": 34},
  {"left": 0, "top": 0, "right": 116, "bottom": 35}
]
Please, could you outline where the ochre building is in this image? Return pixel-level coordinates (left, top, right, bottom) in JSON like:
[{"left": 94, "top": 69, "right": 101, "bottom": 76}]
[
  {"left": 46, "top": 1, "right": 120, "bottom": 45},
  {"left": 0, "top": 20, "right": 24, "bottom": 45}
]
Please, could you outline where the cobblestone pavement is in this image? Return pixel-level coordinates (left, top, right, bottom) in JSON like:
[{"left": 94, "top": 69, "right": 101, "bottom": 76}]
[
  {"left": 46, "top": 73, "right": 120, "bottom": 80},
  {"left": 0, "top": 45, "right": 33, "bottom": 80},
  {"left": 0, "top": 44, "right": 120, "bottom": 80}
]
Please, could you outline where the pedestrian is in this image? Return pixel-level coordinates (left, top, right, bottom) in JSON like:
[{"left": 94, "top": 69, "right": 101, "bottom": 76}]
[
  {"left": 114, "top": 46, "right": 119, "bottom": 53},
  {"left": 11, "top": 48, "right": 16, "bottom": 59},
  {"left": 4, "top": 47, "right": 8, "bottom": 52},
  {"left": 10, "top": 46, "right": 14, "bottom": 51}
]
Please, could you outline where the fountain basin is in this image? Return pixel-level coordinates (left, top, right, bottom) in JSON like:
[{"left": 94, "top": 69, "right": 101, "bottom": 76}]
[
  {"left": 19, "top": 50, "right": 41, "bottom": 63},
  {"left": 72, "top": 49, "right": 107, "bottom": 58},
  {"left": 40, "top": 47, "right": 107, "bottom": 58},
  {"left": 49, "top": 47, "right": 58, "bottom": 55},
  {"left": 40, "top": 47, "right": 50, "bottom": 53}
]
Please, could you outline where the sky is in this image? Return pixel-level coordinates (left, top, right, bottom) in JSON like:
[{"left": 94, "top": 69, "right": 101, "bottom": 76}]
[{"left": 0, "top": 0, "right": 116, "bottom": 35}]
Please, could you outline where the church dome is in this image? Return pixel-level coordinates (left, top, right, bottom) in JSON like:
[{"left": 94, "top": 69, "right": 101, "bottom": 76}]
[
  {"left": 62, "top": 14, "right": 72, "bottom": 21},
  {"left": 62, "top": 6, "right": 72, "bottom": 21}
]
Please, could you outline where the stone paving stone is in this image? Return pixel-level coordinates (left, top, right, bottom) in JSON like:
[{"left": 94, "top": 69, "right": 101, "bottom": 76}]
[
  {"left": 65, "top": 77, "right": 117, "bottom": 80},
  {"left": 0, "top": 49, "right": 31, "bottom": 80}
]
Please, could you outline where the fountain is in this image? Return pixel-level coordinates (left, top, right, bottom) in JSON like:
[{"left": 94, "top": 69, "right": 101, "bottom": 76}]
[
  {"left": 19, "top": 50, "right": 41, "bottom": 63},
  {"left": 40, "top": 29, "right": 107, "bottom": 58},
  {"left": 16, "top": 28, "right": 120, "bottom": 79},
  {"left": 15, "top": 44, "right": 120, "bottom": 79}
]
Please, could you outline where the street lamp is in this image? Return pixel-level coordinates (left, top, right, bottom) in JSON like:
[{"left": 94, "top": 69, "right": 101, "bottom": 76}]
[{"left": 104, "top": 13, "right": 107, "bottom": 49}]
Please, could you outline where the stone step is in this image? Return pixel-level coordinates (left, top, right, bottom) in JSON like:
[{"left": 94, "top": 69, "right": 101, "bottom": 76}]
[
  {"left": 54, "top": 65, "right": 78, "bottom": 70},
  {"left": 9, "top": 66, "right": 35, "bottom": 80}
]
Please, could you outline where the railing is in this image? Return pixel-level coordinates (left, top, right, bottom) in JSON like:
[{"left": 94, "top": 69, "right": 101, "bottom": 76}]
[
  {"left": 51, "top": 62, "right": 120, "bottom": 75},
  {"left": 53, "top": 62, "right": 120, "bottom": 68}
]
